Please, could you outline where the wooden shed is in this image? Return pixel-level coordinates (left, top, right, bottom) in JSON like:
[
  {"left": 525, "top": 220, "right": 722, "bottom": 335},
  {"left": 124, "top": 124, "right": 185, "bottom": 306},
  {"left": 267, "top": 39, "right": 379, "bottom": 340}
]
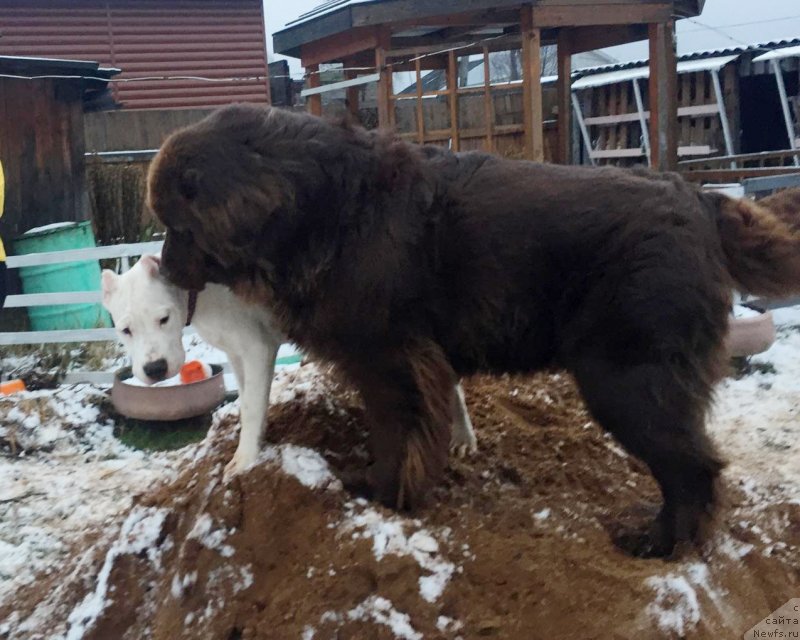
[
  {"left": 0, "top": 55, "right": 117, "bottom": 240},
  {"left": 274, "top": 0, "right": 706, "bottom": 170},
  {"left": 0, "top": 0, "right": 270, "bottom": 110},
  {"left": 570, "top": 38, "right": 800, "bottom": 173}
]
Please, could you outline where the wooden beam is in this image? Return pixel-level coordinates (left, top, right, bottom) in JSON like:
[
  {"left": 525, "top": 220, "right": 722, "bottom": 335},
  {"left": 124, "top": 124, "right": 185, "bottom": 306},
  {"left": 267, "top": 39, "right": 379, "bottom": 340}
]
[
  {"left": 375, "top": 36, "right": 394, "bottom": 129},
  {"left": 415, "top": 57, "right": 425, "bottom": 144},
  {"left": 531, "top": 4, "right": 671, "bottom": 27},
  {"left": 300, "top": 27, "right": 379, "bottom": 67},
  {"left": 521, "top": 7, "right": 544, "bottom": 162},
  {"left": 306, "top": 64, "right": 322, "bottom": 116},
  {"left": 447, "top": 50, "right": 460, "bottom": 151},
  {"left": 568, "top": 24, "right": 649, "bottom": 54},
  {"left": 648, "top": 21, "right": 678, "bottom": 170},
  {"left": 386, "top": 34, "right": 521, "bottom": 59},
  {"left": 557, "top": 29, "right": 571, "bottom": 164},
  {"left": 375, "top": 8, "right": 520, "bottom": 29},
  {"left": 482, "top": 46, "right": 494, "bottom": 152},
  {"left": 344, "top": 67, "right": 360, "bottom": 119}
]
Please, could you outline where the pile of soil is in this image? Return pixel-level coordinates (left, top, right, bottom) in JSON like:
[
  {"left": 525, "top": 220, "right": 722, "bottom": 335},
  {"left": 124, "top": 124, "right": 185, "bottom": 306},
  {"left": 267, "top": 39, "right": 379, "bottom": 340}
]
[{"left": 7, "top": 368, "right": 799, "bottom": 639}]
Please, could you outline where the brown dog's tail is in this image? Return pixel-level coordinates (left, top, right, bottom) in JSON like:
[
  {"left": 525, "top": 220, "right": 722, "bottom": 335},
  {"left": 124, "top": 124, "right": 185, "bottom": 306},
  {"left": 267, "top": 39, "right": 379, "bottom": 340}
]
[{"left": 709, "top": 187, "right": 800, "bottom": 298}]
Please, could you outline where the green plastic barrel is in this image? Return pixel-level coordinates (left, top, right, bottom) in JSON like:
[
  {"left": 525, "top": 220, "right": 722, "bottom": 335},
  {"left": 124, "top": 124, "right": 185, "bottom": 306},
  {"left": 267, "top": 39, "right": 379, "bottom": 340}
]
[{"left": 13, "top": 221, "right": 111, "bottom": 331}]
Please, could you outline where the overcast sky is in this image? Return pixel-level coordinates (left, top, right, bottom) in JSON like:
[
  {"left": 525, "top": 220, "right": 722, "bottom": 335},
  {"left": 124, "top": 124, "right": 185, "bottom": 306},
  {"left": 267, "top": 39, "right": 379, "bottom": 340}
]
[{"left": 265, "top": 0, "right": 800, "bottom": 75}]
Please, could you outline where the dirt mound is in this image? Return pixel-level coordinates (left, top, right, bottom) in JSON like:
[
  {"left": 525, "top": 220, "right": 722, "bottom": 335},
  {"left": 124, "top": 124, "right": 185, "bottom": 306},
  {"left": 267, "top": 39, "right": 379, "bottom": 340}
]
[{"left": 14, "top": 368, "right": 800, "bottom": 639}]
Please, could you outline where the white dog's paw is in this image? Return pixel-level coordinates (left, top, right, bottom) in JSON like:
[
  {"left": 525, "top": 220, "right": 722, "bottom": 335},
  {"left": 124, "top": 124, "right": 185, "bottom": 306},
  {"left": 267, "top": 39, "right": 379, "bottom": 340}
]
[
  {"left": 449, "top": 430, "right": 478, "bottom": 458},
  {"left": 223, "top": 447, "right": 259, "bottom": 482}
]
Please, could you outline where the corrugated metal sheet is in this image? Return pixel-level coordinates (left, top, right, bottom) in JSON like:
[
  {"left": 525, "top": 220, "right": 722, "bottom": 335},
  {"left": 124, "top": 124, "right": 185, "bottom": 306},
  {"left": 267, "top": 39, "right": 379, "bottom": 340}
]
[{"left": 0, "top": 0, "right": 270, "bottom": 109}]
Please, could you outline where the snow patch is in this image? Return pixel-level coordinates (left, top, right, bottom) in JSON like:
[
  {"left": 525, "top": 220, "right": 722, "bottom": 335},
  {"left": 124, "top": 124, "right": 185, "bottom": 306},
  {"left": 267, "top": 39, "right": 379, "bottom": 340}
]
[
  {"left": 342, "top": 502, "right": 456, "bottom": 603},
  {"left": 66, "top": 506, "right": 169, "bottom": 640}
]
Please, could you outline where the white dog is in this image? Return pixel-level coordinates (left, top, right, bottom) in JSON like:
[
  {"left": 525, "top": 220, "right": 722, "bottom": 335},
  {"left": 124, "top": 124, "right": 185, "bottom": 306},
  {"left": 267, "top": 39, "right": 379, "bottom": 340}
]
[{"left": 101, "top": 255, "right": 477, "bottom": 480}]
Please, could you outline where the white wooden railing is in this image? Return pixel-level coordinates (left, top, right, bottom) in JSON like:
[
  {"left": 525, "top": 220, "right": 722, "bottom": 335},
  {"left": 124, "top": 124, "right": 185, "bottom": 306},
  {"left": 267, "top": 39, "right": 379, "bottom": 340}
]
[{"left": 1, "top": 240, "right": 300, "bottom": 386}]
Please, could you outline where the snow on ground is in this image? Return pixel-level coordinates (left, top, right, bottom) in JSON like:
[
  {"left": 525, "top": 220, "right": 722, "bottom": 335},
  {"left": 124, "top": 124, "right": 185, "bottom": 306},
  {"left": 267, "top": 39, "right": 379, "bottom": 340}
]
[{"left": 709, "top": 305, "right": 800, "bottom": 498}]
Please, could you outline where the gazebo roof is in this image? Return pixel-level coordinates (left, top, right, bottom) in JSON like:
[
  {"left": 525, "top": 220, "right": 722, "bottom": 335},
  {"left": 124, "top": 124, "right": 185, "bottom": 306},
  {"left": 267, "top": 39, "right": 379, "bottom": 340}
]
[{"left": 274, "top": 0, "right": 706, "bottom": 60}]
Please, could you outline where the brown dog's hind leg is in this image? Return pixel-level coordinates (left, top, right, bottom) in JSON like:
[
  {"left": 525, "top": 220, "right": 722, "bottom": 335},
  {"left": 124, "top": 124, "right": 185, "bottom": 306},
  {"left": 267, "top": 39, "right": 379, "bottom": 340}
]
[
  {"left": 350, "top": 339, "right": 456, "bottom": 510},
  {"left": 571, "top": 356, "right": 725, "bottom": 557}
]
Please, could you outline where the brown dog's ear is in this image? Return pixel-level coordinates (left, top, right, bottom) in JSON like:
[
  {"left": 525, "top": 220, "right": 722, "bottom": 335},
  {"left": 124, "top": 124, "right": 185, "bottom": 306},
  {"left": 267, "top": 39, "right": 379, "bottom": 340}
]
[{"left": 179, "top": 168, "right": 201, "bottom": 201}]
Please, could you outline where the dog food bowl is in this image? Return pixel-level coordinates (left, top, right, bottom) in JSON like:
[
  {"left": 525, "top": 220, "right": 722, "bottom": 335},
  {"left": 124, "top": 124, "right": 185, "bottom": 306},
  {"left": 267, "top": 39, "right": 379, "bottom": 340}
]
[
  {"left": 726, "top": 307, "right": 776, "bottom": 357},
  {"left": 111, "top": 364, "right": 225, "bottom": 421}
]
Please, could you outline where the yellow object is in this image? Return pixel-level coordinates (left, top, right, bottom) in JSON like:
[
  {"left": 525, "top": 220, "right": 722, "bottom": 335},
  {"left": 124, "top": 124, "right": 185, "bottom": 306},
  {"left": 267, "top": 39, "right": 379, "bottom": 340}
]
[
  {"left": 0, "top": 158, "right": 5, "bottom": 262},
  {"left": 0, "top": 379, "right": 26, "bottom": 395}
]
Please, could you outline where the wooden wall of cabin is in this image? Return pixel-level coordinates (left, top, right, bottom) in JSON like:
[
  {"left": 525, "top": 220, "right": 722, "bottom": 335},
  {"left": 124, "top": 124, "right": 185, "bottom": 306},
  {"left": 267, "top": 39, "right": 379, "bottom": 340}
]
[{"left": 0, "top": 77, "right": 87, "bottom": 242}]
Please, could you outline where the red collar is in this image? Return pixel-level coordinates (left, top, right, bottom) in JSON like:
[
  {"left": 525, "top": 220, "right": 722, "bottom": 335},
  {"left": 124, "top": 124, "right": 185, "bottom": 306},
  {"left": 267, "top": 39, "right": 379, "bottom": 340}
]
[{"left": 186, "top": 290, "right": 198, "bottom": 326}]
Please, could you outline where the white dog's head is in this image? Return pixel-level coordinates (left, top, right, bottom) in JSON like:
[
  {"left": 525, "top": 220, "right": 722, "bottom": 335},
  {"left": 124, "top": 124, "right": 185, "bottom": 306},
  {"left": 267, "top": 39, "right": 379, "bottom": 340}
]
[{"left": 101, "top": 255, "right": 189, "bottom": 383}]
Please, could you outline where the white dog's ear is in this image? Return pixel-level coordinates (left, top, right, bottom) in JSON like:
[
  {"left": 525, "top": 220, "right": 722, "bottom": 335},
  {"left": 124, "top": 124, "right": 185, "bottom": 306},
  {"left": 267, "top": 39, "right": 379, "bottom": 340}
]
[
  {"left": 101, "top": 270, "right": 118, "bottom": 308},
  {"left": 139, "top": 254, "right": 162, "bottom": 278}
]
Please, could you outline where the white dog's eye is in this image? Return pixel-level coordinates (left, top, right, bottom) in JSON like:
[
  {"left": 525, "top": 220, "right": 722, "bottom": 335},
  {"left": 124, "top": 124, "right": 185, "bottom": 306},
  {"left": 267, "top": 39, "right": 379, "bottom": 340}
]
[
  {"left": 122, "top": 327, "right": 132, "bottom": 337},
  {"left": 159, "top": 315, "right": 169, "bottom": 326}
]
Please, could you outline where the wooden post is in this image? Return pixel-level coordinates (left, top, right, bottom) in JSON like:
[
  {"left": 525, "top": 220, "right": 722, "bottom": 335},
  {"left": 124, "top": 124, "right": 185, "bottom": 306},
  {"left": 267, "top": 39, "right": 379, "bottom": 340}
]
[
  {"left": 447, "top": 50, "right": 460, "bottom": 151},
  {"left": 521, "top": 6, "right": 545, "bottom": 162},
  {"left": 415, "top": 57, "right": 425, "bottom": 144},
  {"left": 376, "top": 46, "right": 393, "bottom": 129},
  {"left": 344, "top": 65, "right": 360, "bottom": 120},
  {"left": 482, "top": 46, "right": 494, "bottom": 152},
  {"left": 648, "top": 21, "right": 677, "bottom": 170},
  {"left": 306, "top": 64, "right": 322, "bottom": 116},
  {"left": 556, "top": 29, "right": 572, "bottom": 164}
]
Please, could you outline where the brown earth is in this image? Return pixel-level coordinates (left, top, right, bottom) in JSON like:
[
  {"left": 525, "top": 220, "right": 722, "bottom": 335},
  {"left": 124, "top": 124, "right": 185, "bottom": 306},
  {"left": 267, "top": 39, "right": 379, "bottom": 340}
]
[{"left": 14, "top": 367, "right": 800, "bottom": 639}]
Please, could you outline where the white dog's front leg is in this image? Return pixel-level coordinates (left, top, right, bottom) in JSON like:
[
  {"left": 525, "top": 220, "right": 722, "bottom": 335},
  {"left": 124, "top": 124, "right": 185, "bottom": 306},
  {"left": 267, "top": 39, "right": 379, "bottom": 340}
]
[
  {"left": 450, "top": 382, "right": 478, "bottom": 457},
  {"left": 224, "top": 339, "right": 278, "bottom": 480}
]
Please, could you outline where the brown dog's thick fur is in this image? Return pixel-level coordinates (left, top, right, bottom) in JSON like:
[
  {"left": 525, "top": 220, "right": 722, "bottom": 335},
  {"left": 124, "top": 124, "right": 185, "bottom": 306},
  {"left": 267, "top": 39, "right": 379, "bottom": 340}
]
[{"left": 147, "top": 105, "right": 800, "bottom": 556}]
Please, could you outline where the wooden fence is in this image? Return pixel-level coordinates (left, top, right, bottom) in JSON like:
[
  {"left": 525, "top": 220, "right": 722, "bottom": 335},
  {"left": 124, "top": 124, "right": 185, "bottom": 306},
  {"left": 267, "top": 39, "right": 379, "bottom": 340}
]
[{"left": 85, "top": 108, "right": 214, "bottom": 153}]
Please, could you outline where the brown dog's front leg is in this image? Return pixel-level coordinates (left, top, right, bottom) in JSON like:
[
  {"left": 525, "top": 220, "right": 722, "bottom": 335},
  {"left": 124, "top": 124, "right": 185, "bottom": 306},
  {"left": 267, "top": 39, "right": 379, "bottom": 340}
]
[{"left": 351, "top": 339, "right": 456, "bottom": 510}]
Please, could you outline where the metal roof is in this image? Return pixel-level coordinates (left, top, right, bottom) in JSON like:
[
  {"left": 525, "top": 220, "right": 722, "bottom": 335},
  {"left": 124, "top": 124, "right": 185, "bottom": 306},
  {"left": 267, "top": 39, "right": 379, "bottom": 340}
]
[
  {"left": 573, "top": 37, "right": 800, "bottom": 78},
  {"left": 572, "top": 54, "right": 738, "bottom": 89},
  {"left": 752, "top": 44, "right": 800, "bottom": 63},
  {"left": 0, "top": 55, "right": 119, "bottom": 79}
]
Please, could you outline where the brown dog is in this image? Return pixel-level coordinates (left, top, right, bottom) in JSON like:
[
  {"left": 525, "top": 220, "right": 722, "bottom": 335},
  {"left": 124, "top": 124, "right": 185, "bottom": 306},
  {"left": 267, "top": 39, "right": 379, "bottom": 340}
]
[{"left": 147, "top": 105, "right": 800, "bottom": 556}]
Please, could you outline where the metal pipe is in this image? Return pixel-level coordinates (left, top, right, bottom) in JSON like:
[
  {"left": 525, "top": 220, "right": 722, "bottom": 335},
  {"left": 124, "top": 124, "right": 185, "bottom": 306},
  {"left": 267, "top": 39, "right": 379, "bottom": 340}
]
[
  {"left": 571, "top": 91, "right": 596, "bottom": 166},
  {"left": 710, "top": 68, "right": 736, "bottom": 168},
  {"left": 770, "top": 58, "right": 799, "bottom": 167},
  {"left": 631, "top": 78, "right": 651, "bottom": 166}
]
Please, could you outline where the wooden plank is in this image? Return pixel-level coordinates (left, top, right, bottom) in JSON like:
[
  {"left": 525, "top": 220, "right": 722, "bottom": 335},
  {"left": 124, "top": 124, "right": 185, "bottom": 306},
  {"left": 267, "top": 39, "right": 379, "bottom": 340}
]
[
  {"left": 447, "top": 50, "right": 460, "bottom": 151},
  {"left": 300, "top": 72, "right": 380, "bottom": 97},
  {"left": 521, "top": 7, "right": 544, "bottom": 162},
  {"left": 677, "top": 145, "right": 713, "bottom": 156},
  {"left": 582, "top": 104, "right": 729, "bottom": 126},
  {"left": 5, "top": 241, "right": 164, "bottom": 269},
  {"left": 5, "top": 291, "right": 102, "bottom": 309},
  {"left": 300, "top": 27, "right": 378, "bottom": 67},
  {"left": 648, "top": 20, "right": 678, "bottom": 170},
  {"left": 344, "top": 65, "right": 360, "bottom": 118},
  {"left": 482, "top": 46, "right": 494, "bottom": 152},
  {"left": 556, "top": 29, "right": 571, "bottom": 164},
  {"left": 568, "top": 24, "right": 648, "bottom": 54},
  {"left": 306, "top": 64, "right": 322, "bottom": 116},
  {"left": 590, "top": 148, "right": 645, "bottom": 159},
  {"left": 375, "top": 45, "right": 393, "bottom": 129},
  {"left": 682, "top": 167, "right": 800, "bottom": 183},
  {"left": 531, "top": 4, "right": 671, "bottom": 27},
  {"left": 415, "top": 57, "right": 425, "bottom": 144}
]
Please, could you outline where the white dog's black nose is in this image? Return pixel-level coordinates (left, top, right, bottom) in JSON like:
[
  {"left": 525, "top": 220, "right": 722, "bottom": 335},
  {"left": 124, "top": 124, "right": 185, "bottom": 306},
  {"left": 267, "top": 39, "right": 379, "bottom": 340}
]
[{"left": 143, "top": 359, "right": 168, "bottom": 381}]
